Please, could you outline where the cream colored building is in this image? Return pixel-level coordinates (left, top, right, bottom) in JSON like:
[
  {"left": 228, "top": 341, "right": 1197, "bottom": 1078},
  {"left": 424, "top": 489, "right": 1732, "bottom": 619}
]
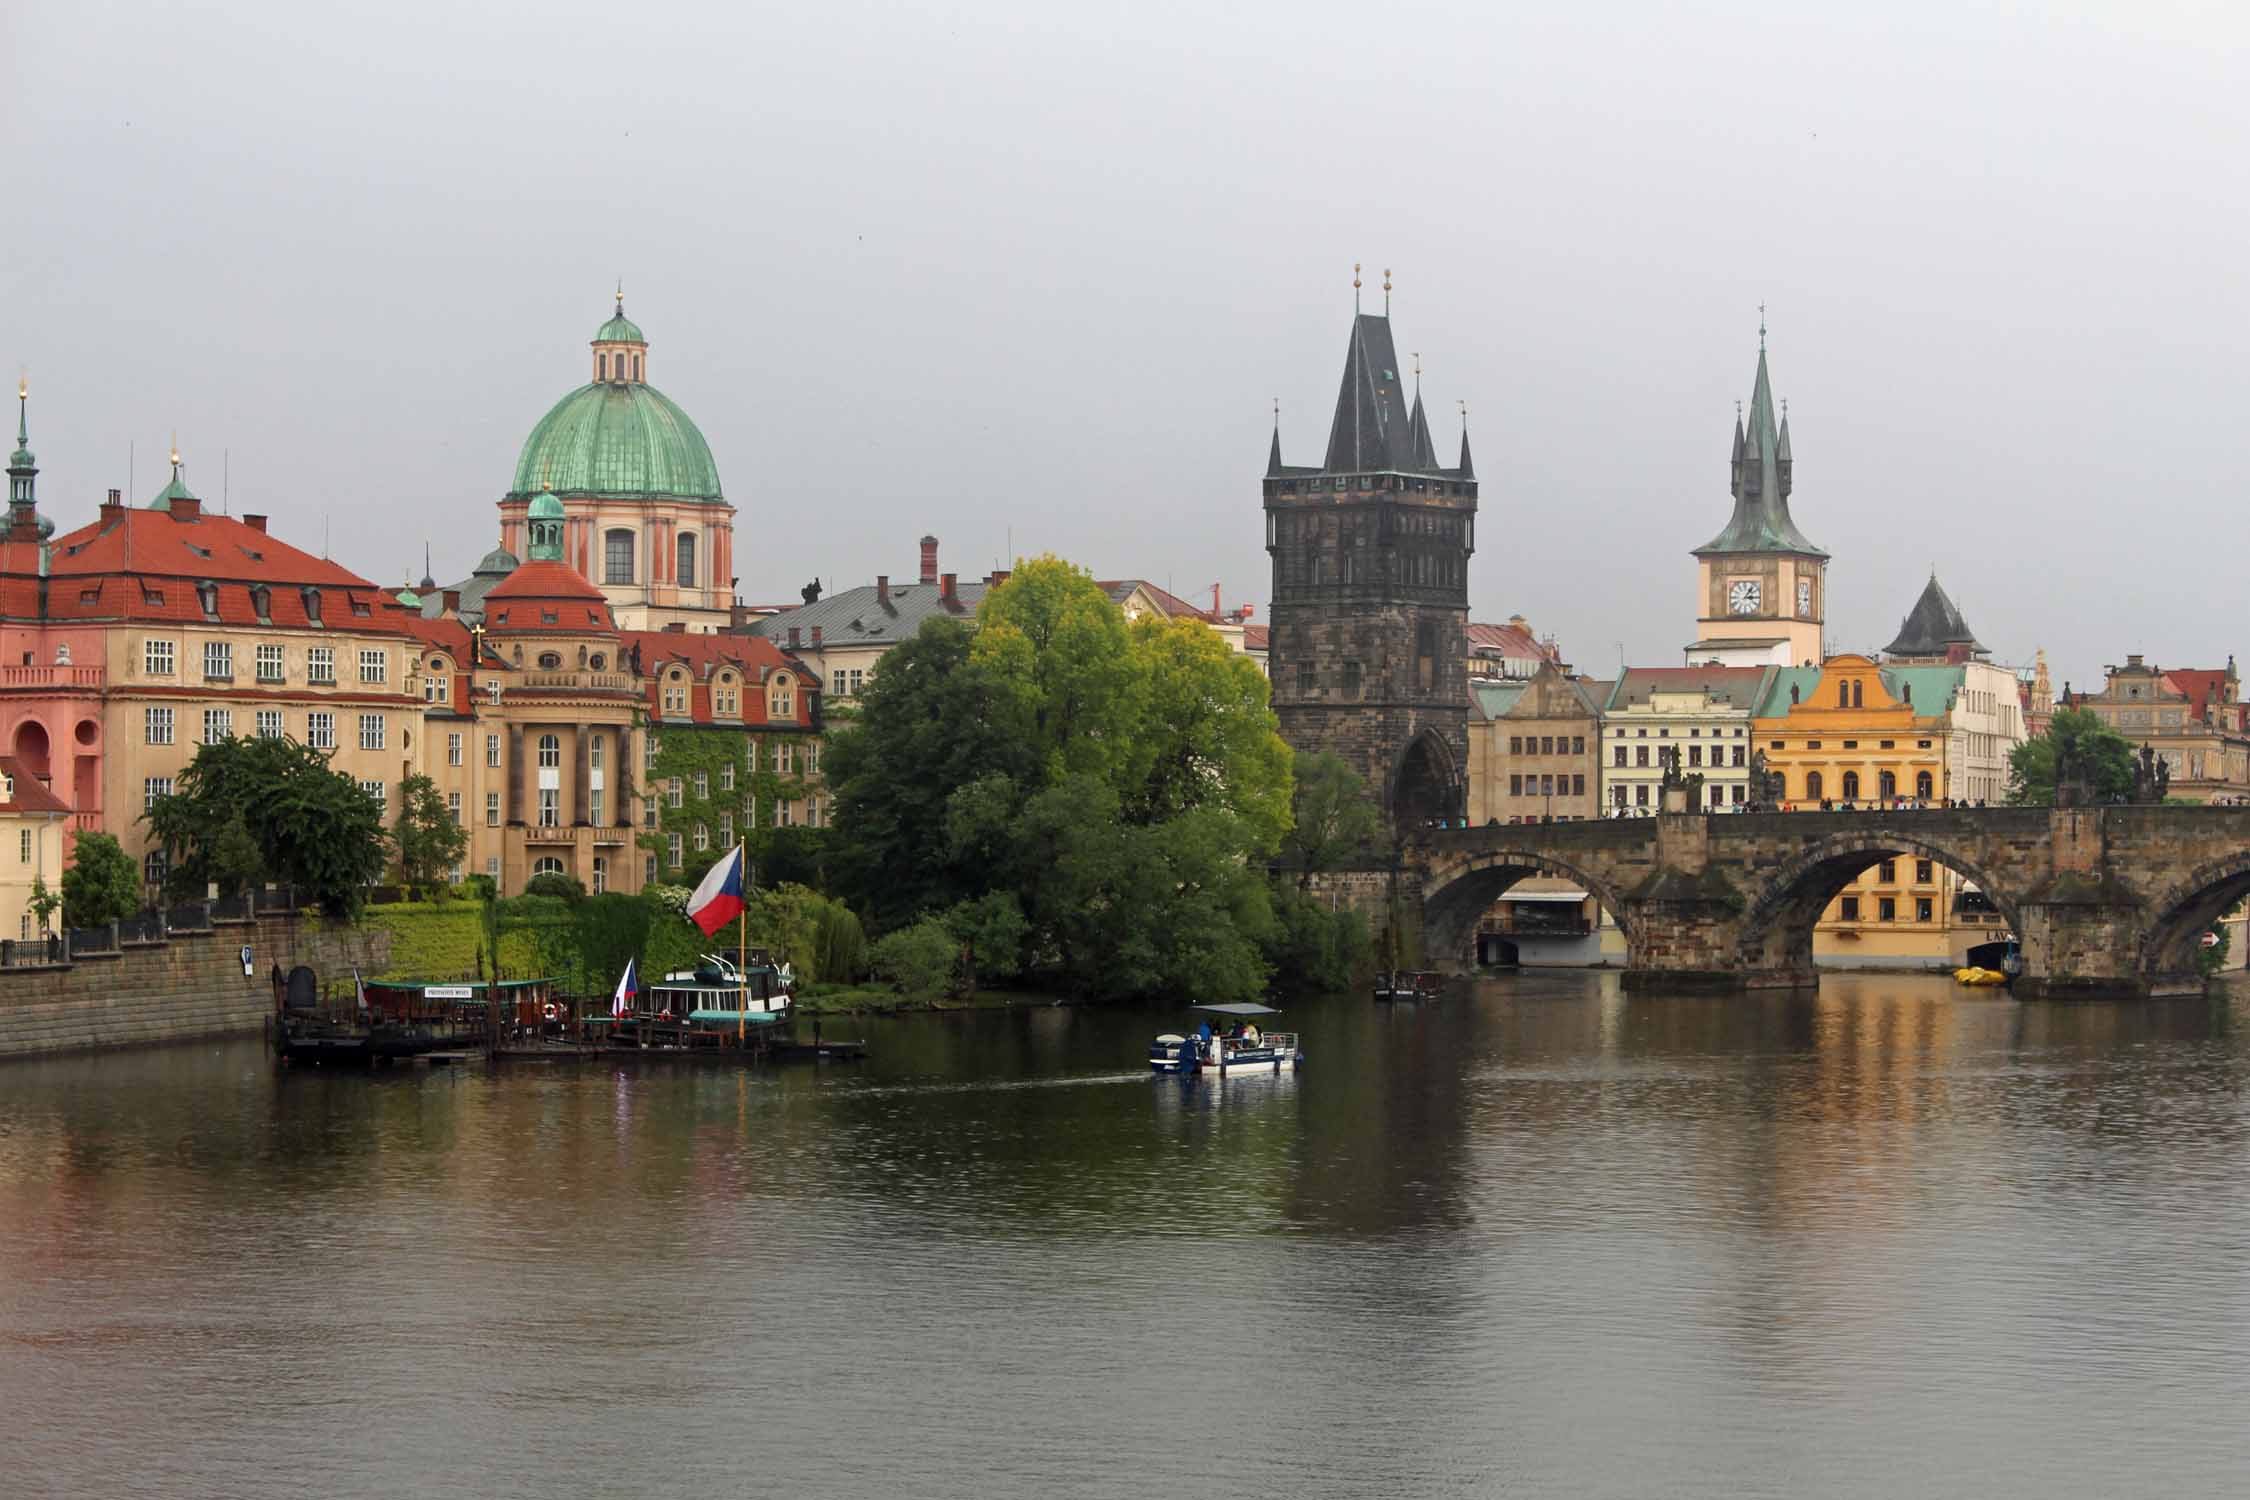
[
  {"left": 0, "top": 754, "right": 68, "bottom": 943},
  {"left": 1598, "top": 667, "right": 1773, "bottom": 814}
]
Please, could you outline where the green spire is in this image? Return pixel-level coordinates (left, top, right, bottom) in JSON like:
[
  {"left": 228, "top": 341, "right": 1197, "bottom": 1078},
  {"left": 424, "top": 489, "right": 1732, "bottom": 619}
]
[
  {"left": 148, "top": 438, "right": 198, "bottom": 511},
  {"left": 9, "top": 376, "right": 32, "bottom": 471},
  {"left": 1694, "top": 325, "right": 1825, "bottom": 559}
]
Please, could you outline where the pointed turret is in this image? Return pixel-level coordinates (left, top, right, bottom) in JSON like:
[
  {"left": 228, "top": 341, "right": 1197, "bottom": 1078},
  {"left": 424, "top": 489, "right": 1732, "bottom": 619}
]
[
  {"left": 1266, "top": 419, "right": 1285, "bottom": 479},
  {"left": 1456, "top": 421, "right": 1475, "bottom": 480},
  {"left": 1323, "top": 314, "right": 1421, "bottom": 473},
  {"left": 1408, "top": 391, "right": 1438, "bottom": 469},
  {"left": 1883, "top": 572, "right": 1985, "bottom": 660},
  {"left": 7, "top": 377, "right": 42, "bottom": 542},
  {"left": 1694, "top": 334, "right": 1825, "bottom": 558}
]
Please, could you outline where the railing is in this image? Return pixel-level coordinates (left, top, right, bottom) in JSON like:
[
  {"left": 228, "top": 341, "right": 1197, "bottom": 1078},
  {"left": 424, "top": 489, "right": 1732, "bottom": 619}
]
[
  {"left": 0, "top": 664, "right": 105, "bottom": 690},
  {"left": 1481, "top": 921, "right": 1595, "bottom": 938},
  {"left": 68, "top": 812, "right": 102, "bottom": 836},
  {"left": 118, "top": 911, "right": 167, "bottom": 945},
  {"left": 518, "top": 671, "right": 638, "bottom": 693},
  {"left": 525, "top": 823, "right": 579, "bottom": 843},
  {"left": 165, "top": 902, "right": 213, "bottom": 933},
  {"left": 0, "top": 935, "right": 67, "bottom": 967}
]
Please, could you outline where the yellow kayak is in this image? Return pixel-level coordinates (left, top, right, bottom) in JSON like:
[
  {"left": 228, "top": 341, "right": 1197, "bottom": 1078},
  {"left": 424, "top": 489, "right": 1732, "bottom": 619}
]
[{"left": 1953, "top": 967, "right": 2008, "bottom": 986}]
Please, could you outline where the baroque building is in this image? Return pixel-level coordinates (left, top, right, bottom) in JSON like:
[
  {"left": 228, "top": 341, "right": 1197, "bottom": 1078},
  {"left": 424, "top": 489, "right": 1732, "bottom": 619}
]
[
  {"left": 2073, "top": 654, "right": 2250, "bottom": 801},
  {"left": 1688, "top": 327, "right": 1827, "bottom": 669},
  {"left": 492, "top": 294, "right": 736, "bottom": 631},
  {"left": 1598, "top": 666, "right": 1774, "bottom": 814},
  {"left": 1264, "top": 292, "right": 1477, "bottom": 826}
]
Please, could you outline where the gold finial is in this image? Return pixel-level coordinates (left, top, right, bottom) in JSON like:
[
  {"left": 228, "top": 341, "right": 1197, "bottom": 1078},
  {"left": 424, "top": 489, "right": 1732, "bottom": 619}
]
[
  {"left": 1383, "top": 268, "right": 1392, "bottom": 293},
  {"left": 169, "top": 431, "right": 180, "bottom": 468},
  {"left": 1352, "top": 262, "right": 1361, "bottom": 288},
  {"left": 615, "top": 278, "right": 624, "bottom": 310},
  {"left": 15, "top": 374, "right": 23, "bottom": 401}
]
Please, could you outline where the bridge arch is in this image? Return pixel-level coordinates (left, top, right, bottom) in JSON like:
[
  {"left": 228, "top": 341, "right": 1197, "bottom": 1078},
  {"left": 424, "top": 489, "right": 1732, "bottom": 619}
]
[
  {"left": 1735, "top": 826, "right": 2026, "bottom": 979},
  {"left": 1420, "top": 848, "right": 1636, "bottom": 970},
  {"left": 2137, "top": 852, "right": 2250, "bottom": 982}
]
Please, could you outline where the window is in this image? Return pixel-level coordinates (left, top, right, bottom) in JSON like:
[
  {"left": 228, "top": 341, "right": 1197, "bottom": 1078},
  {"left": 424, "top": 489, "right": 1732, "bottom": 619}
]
[
  {"left": 1878, "top": 770, "right": 1897, "bottom": 800},
  {"left": 203, "top": 641, "right": 232, "bottom": 680},
  {"left": 537, "top": 734, "right": 561, "bottom": 769},
  {"left": 307, "top": 647, "right": 335, "bottom": 685},
  {"left": 1509, "top": 736, "right": 1522, "bottom": 755},
  {"left": 145, "top": 707, "right": 174, "bottom": 745},
  {"left": 847, "top": 669, "right": 864, "bottom": 696},
  {"left": 716, "top": 686, "right": 737, "bottom": 715},
  {"left": 1708, "top": 783, "right": 1723, "bottom": 809},
  {"left": 1510, "top": 774, "right": 1523, "bottom": 796},
  {"left": 590, "top": 786, "right": 604, "bottom": 825},
  {"left": 1916, "top": 860, "right": 1934, "bottom": 884},
  {"left": 486, "top": 792, "right": 500, "bottom": 827},
  {"left": 1635, "top": 746, "right": 1649, "bottom": 768},
  {"left": 1574, "top": 775, "right": 1586, "bottom": 796},
  {"left": 486, "top": 734, "right": 501, "bottom": 769},
  {"left": 694, "top": 823, "right": 710, "bottom": 852},
  {"left": 256, "top": 709, "right": 283, "bottom": 739},
  {"left": 662, "top": 678, "right": 687, "bottom": 715},
  {"left": 448, "top": 733, "right": 463, "bottom": 767},
  {"left": 1572, "top": 736, "right": 1585, "bottom": 754},
  {"left": 719, "top": 812, "right": 734, "bottom": 844},
  {"left": 605, "top": 529, "right": 635, "bottom": 584},
  {"left": 538, "top": 787, "right": 559, "bottom": 827},
  {"left": 1805, "top": 770, "right": 1823, "bottom": 799},
  {"left": 425, "top": 672, "right": 448, "bottom": 704},
  {"left": 1915, "top": 771, "right": 1934, "bottom": 800},
  {"left": 1878, "top": 897, "right": 1896, "bottom": 922},
  {"left": 358, "top": 649, "right": 387, "bottom": 685},
  {"left": 1295, "top": 662, "right": 1314, "bottom": 697},
  {"left": 360, "top": 778, "right": 387, "bottom": 811},
  {"left": 806, "top": 742, "right": 820, "bottom": 776},
  {"left": 1614, "top": 747, "right": 1627, "bottom": 767},
  {"left": 1540, "top": 774, "right": 1555, "bottom": 796},
  {"left": 532, "top": 856, "right": 564, "bottom": 878},
  {"left": 668, "top": 832, "right": 683, "bottom": 868},
  {"left": 832, "top": 672, "right": 848, "bottom": 697},
  {"left": 1916, "top": 897, "right": 1934, "bottom": 923},
  {"left": 1732, "top": 746, "right": 1745, "bottom": 767},
  {"left": 588, "top": 735, "right": 604, "bottom": 771},
  {"left": 666, "top": 777, "right": 683, "bottom": 809},
  {"left": 202, "top": 708, "right": 232, "bottom": 744},
  {"left": 770, "top": 679, "right": 794, "bottom": 719},
  {"left": 1840, "top": 896, "right": 1860, "bottom": 921},
  {"left": 591, "top": 857, "right": 607, "bottom": 894},
  {"left": 145, "top": 849, "right": 169, "bottom": 886},
  {"left": 307, "top": 712, "right": 335, "bottom": 749},
  {"left": 677, "top": 532, "right": 698, "bottom": 589},
  {"left": 1635, "top": 784, "right": 1649, "bottom": 807},
  {"left": 693, "top": 771, "right": 708, "bottom": 800},
  {"left": 16, "top": 829, "right": 27, "bottom": 864},
  {"left": 1841, "top": 771, "right": 1861, "bottom": 800},
  {"left": 1341, "top": 660, "right": 1362, "bottom": 698},
  {"left": 776, "top": 742, "right": 795, "bottom": 775},
  {"left": 1878, "top": 860, "right": 1897, "bottom": 883},
  {"left": 144, "top": 776, "right": 175, "bottom": 811},
  {"left": 144, "top": 638, "right": 176, "bottom": 675},
  {"left": 256, "top": 643, "right": 285, "bottom": 683},
  {"left": 538, "top": 652, "right": 563, "bottom": 671},
  {"left": 776, "top": 799, "right": 793, "bottom": 827},
  {"left": 1540, "top": 737, "right": 1554, "bottom": 755},
  {"left": 1731, "top": 784, "right": 1745, "bottom": 804},
  {"left": 359, "top": 714, "right": 386, "bottom": 751},
  {"left": 1688, "top": 746, "right": 1702, "bottom": 767},
  {"left": 744, "top": 741, "right": 758, "bottom": 774},
  {"left": 1614, "top": 785, "right": 1627, "bottom": 808},
  {"left": 719, "top": 763, "right": 735, "bottom": 792}
]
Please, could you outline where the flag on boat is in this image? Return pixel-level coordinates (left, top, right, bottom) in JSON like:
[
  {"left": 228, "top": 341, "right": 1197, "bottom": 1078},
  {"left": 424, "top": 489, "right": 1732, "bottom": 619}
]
[
  {"left": 611, "top": 957, "right": 638, "bottom": 1017},
  {"left": 687, "top": 844, "right": 746, "bottom": 937},
  {"left": 353, "top": 967, "right": 368, "bottom": 1011}
]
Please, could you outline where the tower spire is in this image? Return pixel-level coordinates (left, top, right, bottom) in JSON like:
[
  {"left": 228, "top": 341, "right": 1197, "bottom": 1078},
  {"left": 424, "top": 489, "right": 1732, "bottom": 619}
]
[
  {"left": 7, "top": 374, "right": 39, "bottom": 532},
  {"left": 1456, "top": 400, "right": 1474, "bottom": 478},
  {"left": 1266, "top": 399, "right": 1284, "bottom": 478},
  {"left": 1352, "top": 262, "right": 1361, "bottom": 315}
]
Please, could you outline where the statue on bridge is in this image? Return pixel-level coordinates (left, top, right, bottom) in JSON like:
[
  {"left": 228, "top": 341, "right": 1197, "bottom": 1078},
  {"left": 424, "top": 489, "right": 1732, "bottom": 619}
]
[
  {"left": 1748, "top": 749, "right": 1785, "bottom": 810},
  {"left": 2132, "top": 744, "right": 2172, "bottom": 805},
  {"left": 1657, "top": 745, "right": 1705, "bottom": 810}
]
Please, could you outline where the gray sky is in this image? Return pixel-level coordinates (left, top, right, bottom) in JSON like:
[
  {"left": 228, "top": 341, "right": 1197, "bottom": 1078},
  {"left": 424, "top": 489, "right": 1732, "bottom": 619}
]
[{"left": 5, "top": 1, "right": 2245, "bottom": 691}]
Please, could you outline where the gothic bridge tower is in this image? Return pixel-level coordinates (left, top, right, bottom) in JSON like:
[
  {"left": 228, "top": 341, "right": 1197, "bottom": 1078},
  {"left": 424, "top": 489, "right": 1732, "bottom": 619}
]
[{"left": 1264, "top": 281, "right": 1477, "bottom": 828}]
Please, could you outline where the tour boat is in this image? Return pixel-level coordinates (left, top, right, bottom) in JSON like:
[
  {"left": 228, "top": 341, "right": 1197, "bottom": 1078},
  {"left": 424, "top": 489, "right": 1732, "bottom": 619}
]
[
  {"left": 1149, "top": 1002, "right": 1301, "bottom": 1076},
  {"left": 643, "top": 951, "right": 795, "bottom": 1026},
  {"left": 1372, "top": 970, "right": 1446, "bottom": 1002}
]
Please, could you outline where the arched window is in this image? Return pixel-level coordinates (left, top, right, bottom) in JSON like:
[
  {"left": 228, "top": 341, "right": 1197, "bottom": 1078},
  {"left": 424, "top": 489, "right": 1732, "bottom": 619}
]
[
  {"left": 1852, "top": 680, "right": 1864, "bottom": 708},
  {"left": 1841, "top": 770, "right": 1861, "bottom": 801},
  {"left": 538, "top": 733, "right": 561, "bottom": 768},
  {"left": 1804, "top": 770, "right": 1823, "bottom": 800},
  {"left": 532, "top": 856, "right": 564, "bottom": 877},
  {"left": 770, "top": 678, "right": 794, "bottom": 719},
  {"left": 598, "top": 353, "right": 609, "bottom": 381},
  {"left": 589, "top": 734, "right": 604, "bottom": 769},
  {"left": 605, "top": 529, "right": 635, "bottom": 584},
  {"left": 633, "top": 354, "right": 642, "bottom": 381},
  {"left": 1838, "top": 679, "right": 1849, "bottom": 707},
  {"left": 1878, "top": 770, "right": 1898, "bottom": 800},
  {"left": 1915, "top": 770, "right": 1934, "bottom": 800},
  {"left": 677, "top": 532, "right": 698, "bottom": 590}
]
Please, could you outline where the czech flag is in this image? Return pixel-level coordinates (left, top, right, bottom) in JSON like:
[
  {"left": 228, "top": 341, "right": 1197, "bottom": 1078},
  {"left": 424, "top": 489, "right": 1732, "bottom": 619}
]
[
  {"left": 611, "top": 957, "right": 638, "bottom": 1018},
  {"left": 687, "top": 845, "right": 746, "bottom": 937}
]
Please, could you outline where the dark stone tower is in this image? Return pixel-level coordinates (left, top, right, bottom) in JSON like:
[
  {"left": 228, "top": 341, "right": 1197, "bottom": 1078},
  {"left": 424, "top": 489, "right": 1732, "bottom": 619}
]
[{"left": 1264, "top": 299, "right": 1477, "bottom": 829}]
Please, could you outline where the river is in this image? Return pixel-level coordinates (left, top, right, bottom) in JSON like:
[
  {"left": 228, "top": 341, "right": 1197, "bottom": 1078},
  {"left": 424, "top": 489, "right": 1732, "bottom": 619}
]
[{"left": 4, "top": 973, "right": 2250, "bottom": 1498}]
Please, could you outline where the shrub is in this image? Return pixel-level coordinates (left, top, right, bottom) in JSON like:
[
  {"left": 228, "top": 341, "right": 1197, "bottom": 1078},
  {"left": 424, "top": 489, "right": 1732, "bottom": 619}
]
[
  {"left": 869, "top": 918, "right": 960, "bottom": 998},
  {"left": 523, "top": 872, "right": 587, "bottom": 903}
]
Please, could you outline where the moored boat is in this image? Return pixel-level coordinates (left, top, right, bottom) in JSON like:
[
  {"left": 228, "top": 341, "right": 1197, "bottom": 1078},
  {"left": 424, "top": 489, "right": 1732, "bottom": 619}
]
[
  {"left": 1150, "top": 1002, "right": 1301, "bottom": 1076},
  {"left": 1372, "top": 970, "right": 1445, "bottom": 1002}
]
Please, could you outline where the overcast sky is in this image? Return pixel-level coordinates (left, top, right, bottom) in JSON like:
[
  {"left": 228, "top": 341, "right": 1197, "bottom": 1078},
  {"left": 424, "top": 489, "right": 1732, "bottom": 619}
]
[{"left": 4, "top": 1, "right": 2244, "bottom": 690}]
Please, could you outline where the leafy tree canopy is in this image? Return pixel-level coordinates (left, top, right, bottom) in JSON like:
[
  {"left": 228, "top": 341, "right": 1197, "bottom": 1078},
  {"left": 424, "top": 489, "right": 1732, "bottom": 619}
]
[
  {"left": 393, "top": 773, "right": 469, "bottom": 891},
  {"left": 62, "top": 831, "right": 141, "bottom": 927},
  {"left": 143, "top": 736, "right": 388, "bottom": 918},
  {"left": 1281, "top": 750, "right": 1384, "bottom": 884},
  {"left": 2008, "top": 708, "right": 2136, "bottom": 806}
]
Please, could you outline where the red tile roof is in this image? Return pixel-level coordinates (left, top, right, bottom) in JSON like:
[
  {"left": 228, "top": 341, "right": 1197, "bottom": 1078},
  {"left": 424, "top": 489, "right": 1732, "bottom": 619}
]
[
  {"left": 1242, "top": 624, "right": 1270, "bottom": 651},
  {"left": 1467, "top": 620, "right": 1556, "bottom": 663},
  {"left": 2161, "top": 668, "right": 2236, "bottom": 723},
  {"left": 482, "top": 561, "right": 615, "bottom": 633},
  {"left": 0, "top": 755, "right": 71, "bottom": 815}
]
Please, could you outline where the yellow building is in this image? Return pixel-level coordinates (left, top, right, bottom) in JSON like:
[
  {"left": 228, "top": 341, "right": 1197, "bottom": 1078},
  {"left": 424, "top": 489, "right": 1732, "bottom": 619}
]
[{"left": 0, "top": 754, "right": 69, "bottom": 943}]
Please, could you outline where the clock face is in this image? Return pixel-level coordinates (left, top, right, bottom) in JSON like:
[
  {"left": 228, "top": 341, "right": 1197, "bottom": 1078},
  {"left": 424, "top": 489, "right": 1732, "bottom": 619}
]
[
  {"left": 1728, "top": 579, "right": 1762, "bottom": 615},
  {"left": 1797, "top": 579, "right": 1813, "bottom": 617}
]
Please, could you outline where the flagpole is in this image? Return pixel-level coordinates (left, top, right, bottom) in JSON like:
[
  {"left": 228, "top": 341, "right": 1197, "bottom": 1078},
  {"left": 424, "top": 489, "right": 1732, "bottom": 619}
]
[{"left": 736, "top": 840, "right": 748, "bottom": 1047}]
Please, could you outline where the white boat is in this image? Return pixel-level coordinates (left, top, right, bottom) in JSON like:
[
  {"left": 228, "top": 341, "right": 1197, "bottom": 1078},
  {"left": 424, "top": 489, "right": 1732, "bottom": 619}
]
[
  {"left": 646, "top": 952, "right": 795, "bottom": 1025},
  {"left": 1149, "top": 1002, "right": 1302, "bottom": 1076}
]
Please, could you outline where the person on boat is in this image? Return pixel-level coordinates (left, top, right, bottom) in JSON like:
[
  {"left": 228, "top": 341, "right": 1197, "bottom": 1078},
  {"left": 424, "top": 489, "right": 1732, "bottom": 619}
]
[
  {"left": 1196, "top": 1020, "right": 1214, "bottom": 1061},
  {"left": 1243, "top": 1022, "right": 1261, "bottom": 1048}
]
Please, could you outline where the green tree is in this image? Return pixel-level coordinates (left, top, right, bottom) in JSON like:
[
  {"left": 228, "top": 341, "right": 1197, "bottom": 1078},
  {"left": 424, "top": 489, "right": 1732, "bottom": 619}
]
[
  {"left": 523, "top": 871, "right": 587, "bottom": 902},
  {"left": 61, "top": 831, "right": 141, "bottom": 927},
  {"left": 1280, "top": 750, "right": 1383, "bottom": 886},
  {"left": 971, "top": 556, "right": 1145, "bottom": 786},
  {"left": 870, "top": 917, "right": 960, "bottom": 997},
  {"left": 1126, "top": 613, "right": 1293, "bottom": 850},
  {"left": 143, "top": 737, "right": 388, "bottom": 918},
  {"left": 825, "top": 617, "right": 1038, "bottom": 928},
  {"left": 943, "top": 890, "right": 1031, "bottom": 991},
  {"left": 2008, "top": 708, "right": 2136, "bottom": 805},
  {"left": 1264, "top": 883, "right": 1374, "bottom": 993},
  {"left": 27, "top": 875, "right": 61, "bottom": 936},
  {"left": 393, "top": 773, "right": 469, "bottom": 890}
]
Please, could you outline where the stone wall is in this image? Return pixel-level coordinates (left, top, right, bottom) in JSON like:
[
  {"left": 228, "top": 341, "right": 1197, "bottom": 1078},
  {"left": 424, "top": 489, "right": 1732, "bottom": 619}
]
[{"left": 0, "top": 912, "right": 389, "bottom": 1060}]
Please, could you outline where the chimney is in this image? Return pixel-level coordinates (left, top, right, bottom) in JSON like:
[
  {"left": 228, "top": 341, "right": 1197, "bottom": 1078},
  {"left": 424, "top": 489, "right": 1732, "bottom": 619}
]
[
  {"left": 788, "top": 626, "right": 801, "bottom": 649},
  {"left": 170, "top": 493, "right": 202, "bottom": 520},
  {"left": 985, "top": 569, "right": 1010, "bottom": 587},
  {"left": 243, "top": 513, "right": 268, "bottom": 533},
  {"left": 811, "top": 625, "right": 823, "bottom": 646},
  {"left": 876, "top": 574, "right": 890, "bottom": 608},
  {"left": 920, "top": 534, "right": 939, "bottom": 585},
  {"left": 103, "top": 488, "right": 122, "bottom": 513},
  {"left": 941, "top": 572, "right": 957, "bottom": 606},
  {"left": 443, "top": 589, "right": 461, "bottom": 613}
]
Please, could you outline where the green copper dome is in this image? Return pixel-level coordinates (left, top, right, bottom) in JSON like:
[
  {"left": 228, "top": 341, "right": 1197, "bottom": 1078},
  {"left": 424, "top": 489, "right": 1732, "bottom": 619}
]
[
  {"left": 507, "top": 382, "right": 723, "bottom": 504},
  {"left": 596, "top": 312, "right": 644, "bottom": 343}
]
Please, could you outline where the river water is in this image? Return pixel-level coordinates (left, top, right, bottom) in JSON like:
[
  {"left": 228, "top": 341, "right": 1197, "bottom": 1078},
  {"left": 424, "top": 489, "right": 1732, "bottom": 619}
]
[{"left": 5, "top": 973, "right": 2250, "bottom": 1498}]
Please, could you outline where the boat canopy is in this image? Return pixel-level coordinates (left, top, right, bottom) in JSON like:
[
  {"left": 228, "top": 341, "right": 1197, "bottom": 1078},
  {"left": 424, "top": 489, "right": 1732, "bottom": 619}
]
[{"left": 1192, "top": 1002, "right": 1281, "bottom": 1016}]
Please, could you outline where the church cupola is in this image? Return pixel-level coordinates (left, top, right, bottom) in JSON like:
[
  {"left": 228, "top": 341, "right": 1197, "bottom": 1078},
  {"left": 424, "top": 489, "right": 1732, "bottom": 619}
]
[
  {"left": 526, "top": 491, "right": 565, "bottom": 560},
  {"left": 591, "top": 288, "right": 647, "bottom": 384},
  {"left": 7, "top": 376, "right": 39, "bottom": 538}
]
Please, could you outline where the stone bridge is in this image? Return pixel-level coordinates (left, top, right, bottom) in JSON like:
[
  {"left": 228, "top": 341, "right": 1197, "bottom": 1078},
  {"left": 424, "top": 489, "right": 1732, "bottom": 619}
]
[{"left": 1406, "top": 805, "right": 2250, "bottom": 999}]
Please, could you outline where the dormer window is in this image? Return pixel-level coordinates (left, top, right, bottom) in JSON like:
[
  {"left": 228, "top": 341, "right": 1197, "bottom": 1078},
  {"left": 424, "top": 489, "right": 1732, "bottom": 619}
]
[
  {"left": 197, "top": 582, "right": 219, "bottom": 617},
  {"left": 538, "top": 652, "right": 563, "bottom": 670},
  {"left": 302, "top": 587, "right": 322, "bottom": 625},
  {"left": 249, "top": 585, "right": 271, "bottom": 622}
]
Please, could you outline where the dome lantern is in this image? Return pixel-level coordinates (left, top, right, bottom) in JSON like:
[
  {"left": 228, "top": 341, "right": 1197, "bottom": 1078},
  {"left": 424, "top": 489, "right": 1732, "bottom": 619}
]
[
  {"left": 592, "top": 286, "right": 647, "bottom": 385},
  {"left": 526, "top": 491, "right": 565, "bottom": 562}
]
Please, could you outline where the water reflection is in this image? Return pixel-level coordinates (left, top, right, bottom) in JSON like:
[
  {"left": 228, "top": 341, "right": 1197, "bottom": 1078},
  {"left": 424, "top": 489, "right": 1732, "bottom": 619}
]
[{"left": 5, "top": 974, "right": 2250, "bottom": 1498}]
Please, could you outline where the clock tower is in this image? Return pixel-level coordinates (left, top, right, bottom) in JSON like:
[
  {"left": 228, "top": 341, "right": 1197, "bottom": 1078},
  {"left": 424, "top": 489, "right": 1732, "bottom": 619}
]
[{"left": 1687, "top": 325, "right": 1826, "bottom": 668}]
